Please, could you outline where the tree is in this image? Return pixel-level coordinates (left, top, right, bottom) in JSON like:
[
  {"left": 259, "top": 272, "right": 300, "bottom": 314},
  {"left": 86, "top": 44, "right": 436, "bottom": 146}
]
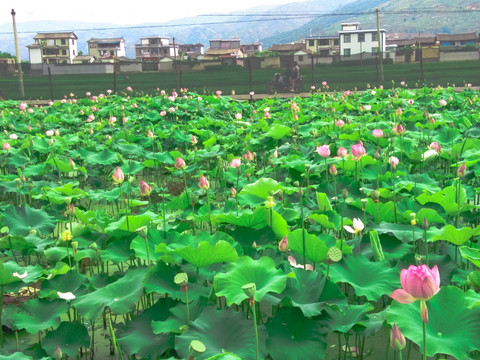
[{"left": 0, "top": 52, "right": 14, "bottom": 58}]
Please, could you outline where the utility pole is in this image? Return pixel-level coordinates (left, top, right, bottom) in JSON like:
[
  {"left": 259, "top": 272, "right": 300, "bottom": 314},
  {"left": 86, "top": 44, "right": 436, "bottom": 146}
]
[
  {"left": 11, "top": 9, "right": 25, "bottom": 99},
  {"left": 376, "top": 9, "right": 384, "bottom": 82}
]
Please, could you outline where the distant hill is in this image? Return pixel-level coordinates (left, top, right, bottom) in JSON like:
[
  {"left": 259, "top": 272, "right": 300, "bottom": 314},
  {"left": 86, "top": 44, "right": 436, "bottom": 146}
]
[{"left": 0, "top": 0, "right": 479, "bottom": 61}]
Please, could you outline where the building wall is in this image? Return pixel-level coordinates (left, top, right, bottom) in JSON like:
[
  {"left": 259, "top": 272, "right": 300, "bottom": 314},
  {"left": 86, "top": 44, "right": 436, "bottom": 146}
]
[
  {"left": 340, "top": 32, "right": 386, "bottom": 56},
  {"left": 119, "top": 62, "right": 142, "bottom": 72},
  {"left": 29, "top": 48, "right": 43, "bottom": 64},
  {"left": 43, "top": 63, "right": 114, "bottom": 75},
  {"left": 261, "top": 57, "right": 281, "bottom": 68},
  {"left": 440, "top": 49, "right": 479, "bottom": 61}
]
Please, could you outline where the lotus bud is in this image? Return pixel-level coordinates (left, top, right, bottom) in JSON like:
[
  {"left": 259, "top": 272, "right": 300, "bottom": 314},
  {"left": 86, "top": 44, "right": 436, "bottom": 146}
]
[
  {"left": 3, "top": 142, "right": 10, "bottom": 151},
  {"left": 231, "top": 187, "right": 237, "bottom": 197},
  {"left": 371, "top": 190, "right": 380, "bottom": 203},
  {"left": 198, "top": 174, "right": 210, "bottom": 190},
  {"left": 112, "top": 166, "right": 124, "bottom": 184},
  {"left": 71, "top": 241, "right": 78, "bottom": 254},
  {"left": 342, "top": 188, "right": 348, "bottom": 200},
  {"left": 54, "top": 345, "right": 62, "bottom": 360},
  {"left": 278, "top": 236, "right": 288, "bottom": 252},
  {"left": 390, "top": 324, "right": 406, "bottom": 351},
  {"left": 175, "top": 157, "right": 186, "bottom": 170},
  {"left": 422, "top": 217, "right": 429, "bottom": 230},
  {"left": 457, "top": 162, "right": 466, "bottom": 177},
  {"left": 191, "top": 135, "right": 198, "bottom": 145},
  {"left": 329, "top": 164, "right": 337, "bottom": 176},
  {"left": 140, "top": 181, "right": 152, "bottom": 197}
]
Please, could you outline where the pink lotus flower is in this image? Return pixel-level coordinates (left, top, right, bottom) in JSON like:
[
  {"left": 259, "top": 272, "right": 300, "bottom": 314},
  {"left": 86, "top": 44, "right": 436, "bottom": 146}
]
[
  {"left": 390, "top": 264, "right": 440, "bottom": 323},
  {"left": 168, "top": 96, "right": 175, "bottom": 102},
  {"left": 400, "top": 81, "right": 405, "bottom": 86},
  {"left": 351, "top": 143, "right": 366, "bottom": 159},
  {"left": 372, "top": 129, "right": 383, "bottom": 138},
  {"left": 389, "top": 156, "right": 399, "bottom": 169},
  {"left": 235, "top": 113, "right": 242, "bottom": 120},
  {"left": 322, "top": 81, "right": 327, "bottom": 86},
  {"left": 407, "top": 99, "right": 414, "bottom": 105},
  {"left": 147, "top": 130, "right": 154, "bottom": 138},
  {"left": 439, "top": 99, "right": 447, "bottom": 106},
  {"left": 160, "top": 110, "right": 167, "bottom": 117},
  {"left": 428, "top": 141, "right": 442, "bottom": 153},
  {"left": 337, "top": 147, "right": 348, "bottom": 158},
  {"left": 392, "top": 123, "right": 405, "bottom": 135},
  {"left": 311, "top": 85, "right": 315, "bottom": 90},
  {"left": 316, "top": 145, "right": 330, "bottom": 158},
  {"left": 126, "top": 86, "right": 133, "bottom": 92},
  {"left": 264, "top": 111, "right": 271, "bottom": 118},
  {"left": 86, "top": 91, "right": 91, "bottom": 97},
  {"left": 175, "top": 157, "right": 186, "bottom": 169},
  {"left": 19, "top": 102, "right": 27, "bottom": 111},
  {"left": 109, "top": 116, "right": 117, "bottom": 124},
  {"left": 291, "top": 102, "right": 299, "bottom": 112},
  {"left": 28, "top": 108, "right": 34, "bottom": 113},
  {"left": 45, "top": 130, "right": 54, "bottom": 137},
  {"left": 140, "top": 181, "right": 152, "bottom": 197},
  {"left": 9, "top": 134, "right": 18, "bottom": 140},
  {"left": 160, "top": 90, "right": 166, "bottom": 96},
  {"left": 191, "top": 135, "right": 198, "bottom": 145},
  {"left": 198, "top": 174, "right": 210, "bottom": 190},
  {"left": 112, "top": 166, "right": 124, "bottom": 184},
  {"left": 215, "top": 90, "right": 222, "bottom": 97},
  {"left": 249, "top": 91, "right": 255, "bottom": 96},
  {"left": 69, "top": 158, "right": 75, "bottom": 168},
  {"left": 168, "top": 107, "right": 175, "bottom": 113},
  {"left": 288, "top": 256, "right": 313, "bottom": 271},
  {"left": 230, "top": 158, "right": 241, "bottom": 168},
  {"left": 244, "top": 150, "right": 255, "bottom": 161},
  {"left": 390, "top": 324, "right": 406, "bottom": 351},
  {"left": 467, "top": 83, "right": 472, "bottom": 89},
  {"left": 278, "top": 236, "right": 289, "bottom": 252}
]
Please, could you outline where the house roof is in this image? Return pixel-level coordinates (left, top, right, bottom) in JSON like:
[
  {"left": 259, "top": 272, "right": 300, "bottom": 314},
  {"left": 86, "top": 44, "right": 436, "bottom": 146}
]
[
  {"left": 270, "top": 43, "right": 306, "bottom": 52},
  {"left": 34, "top": 32, "right": 77, "bottom": 39},
  {"left": 206, "top": 48, "right": 242, "bottom": 55},
  {"left": 88, "top": 38, "right": 124, "bottom": 43},
  {"left": 305, "top": 35, "right": 338, "bottom": 40},
  {"left": 74, "top": 55, "right": 95, "bottom": 60},
  {"left": 417, "top": 37, "right": 436, "bottom": 44},
  {"left": 436, "top": 32, "right": 478, "bottom": 41},
  {"left": 386, "top": 39, "right": 416, "bottom": 46},
  {"left": 339, "top": 29, "right": 386, "bottom": 34}
]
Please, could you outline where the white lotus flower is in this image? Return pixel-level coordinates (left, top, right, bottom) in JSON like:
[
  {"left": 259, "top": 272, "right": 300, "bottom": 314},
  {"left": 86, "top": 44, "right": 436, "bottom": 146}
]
[
  {"left": 344, "top": 218, "right": 364, "bottom": 235},
  {"left": 57, "top": 291, "right": 76, "bottom": 300}
]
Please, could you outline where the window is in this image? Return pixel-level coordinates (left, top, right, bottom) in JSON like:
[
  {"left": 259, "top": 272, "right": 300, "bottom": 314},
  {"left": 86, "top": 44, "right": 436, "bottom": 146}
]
[
  {"left": 298, "top": 55, "right": 304, "bottom": 62},
  {"left": 334, "top": 39, "right": 339, "bottom": 45},
  {"left": 372, "top": 33, "right": 378, "bottom": 42},
  {"left": 319, "top": 39, "right": 330, "bottom": 46},
  {"left": 72, "top": 39, "right": 75, "bottom": 45},
  {"left": 344, "top": 49, "right": 351, "bottom": 56},
  {"left": 308, "top": 40, "right": 314, "bottom": 47},
  {"left": 371, "top": 47, "right": 378, "bottom": 54},
  {"left": 73, "top": 50, "right": 76, "bottom": 55},
  {"left": 344, "top": 34, "right": 351, "bottom": 43},
  {"left": 358, "top": 33, "right": 365, "bottom": 42},
  {"left": 62, "top": 50, "right": 67, "bottom": 55},
  {"left": 61, "top": 39, "right": 66, "bottom": 45}
]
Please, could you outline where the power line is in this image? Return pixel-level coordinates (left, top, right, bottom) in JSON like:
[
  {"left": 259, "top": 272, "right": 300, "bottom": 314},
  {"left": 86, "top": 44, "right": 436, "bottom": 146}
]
[{"left": 1, "top": 8, "right": 479, "bottom": 36}]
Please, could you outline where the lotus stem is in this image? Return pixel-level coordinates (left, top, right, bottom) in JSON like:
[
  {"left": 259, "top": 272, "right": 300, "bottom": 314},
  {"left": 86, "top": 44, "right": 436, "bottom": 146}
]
[
  {"left": 422, "top": 319, "right": 427, "bottom": 360},
  {"left": 251, "top": 299, "right": 259, "bottom": 360},
  {"left": 0, "top": 285, "right": 3, "bottom": 348}
]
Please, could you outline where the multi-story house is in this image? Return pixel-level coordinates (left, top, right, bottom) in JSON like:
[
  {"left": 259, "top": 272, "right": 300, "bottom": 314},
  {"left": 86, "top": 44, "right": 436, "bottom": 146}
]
[
  {"left": 135, "top": 36, "right": 178, "bottom": 60},
  {"left": 178, "top": 43, "right": 205, "bottom": 56},
  {"left": 338, "top": 22, "right": 386, "bottom": 58},
  {"left": 88, "top": 38, "right": 126, "bottom": 59},
  {"left": 209, "top": 37, "right": 241, "bottom": 50},
  {"left": 27, "top": 32, "right": 78, "bottom": 64},
  {"left": 242, "top": 42, "right": 263, "bottom": 55},
  {"left": 305, "top": 35, "right": 339, "bottom": 56}
]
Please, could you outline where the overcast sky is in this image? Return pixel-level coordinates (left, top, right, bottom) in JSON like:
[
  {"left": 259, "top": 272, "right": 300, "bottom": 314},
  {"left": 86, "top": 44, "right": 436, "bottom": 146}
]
[{"left": 1, "top": 0, "right": 295, "bottom": 26}]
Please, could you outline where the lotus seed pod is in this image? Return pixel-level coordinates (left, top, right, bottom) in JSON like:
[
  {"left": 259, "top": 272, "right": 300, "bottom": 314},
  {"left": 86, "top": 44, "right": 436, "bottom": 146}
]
[
  {"left": 327, "top": 247, "right": 343, "bottom": 262},
  {"left": 242, "top": 282, "right": 256, "bottom": 298},
  {"left": 174, "top": 273, "right": 188, "bottom": 287},
  {"left": 189, "top": 340, "right": 206, "bottom": 358}
]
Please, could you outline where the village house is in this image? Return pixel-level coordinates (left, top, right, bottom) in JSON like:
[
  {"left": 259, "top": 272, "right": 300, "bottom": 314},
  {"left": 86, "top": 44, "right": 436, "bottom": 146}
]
[
  {"left": 269, "top": 42, "right": 305, "bottom": 55},
  {"left": 88, "top": 38, "right": 126, "bottom": 59},
  {"left": 436, "top": 32, "right": 478, "bottom": 47},
  {"left": 27, "top": 32, "right": 78, "bottom": 65},
  {"left": 135, "top": 36, "right": 178, "bottom": 61},
  {"left": 338, "top": 22, "right": 386, "bottom": 59},
  {"left": 305, "top": 35, "right": 339, "bottom": 56}
]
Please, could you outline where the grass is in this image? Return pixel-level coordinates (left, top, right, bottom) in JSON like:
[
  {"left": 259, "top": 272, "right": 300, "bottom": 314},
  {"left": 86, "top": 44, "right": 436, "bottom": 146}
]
[{"left": 0, "top": 60, "right": 478, "bottom": 100}]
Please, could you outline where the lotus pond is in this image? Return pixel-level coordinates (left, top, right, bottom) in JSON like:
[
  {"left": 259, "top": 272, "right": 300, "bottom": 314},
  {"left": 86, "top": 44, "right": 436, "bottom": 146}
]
[{"left": 0, "top": 85, "right": 479, "bottom": 360}]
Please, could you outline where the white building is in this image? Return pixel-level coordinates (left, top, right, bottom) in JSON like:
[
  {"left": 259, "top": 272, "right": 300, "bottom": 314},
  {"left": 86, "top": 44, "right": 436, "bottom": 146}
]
[
  {"left": 27, "top": 32, "right": 78, "bottom": 64},
  {"left": 338, "top": 22, "right": 386, "bottom": 58}
]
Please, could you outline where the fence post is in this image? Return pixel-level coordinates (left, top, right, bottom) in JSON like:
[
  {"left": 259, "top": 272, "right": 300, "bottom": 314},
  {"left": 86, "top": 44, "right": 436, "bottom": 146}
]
[
  {"left": 248, "top": 58, "right": 253, "bottom": 103},
  {"left": 311, "top": 54, "right": 314, "bottom": 91},
  {"left": 418, "top": 41, "right": 425, "bottom": 85},
  {"left": 48, "top": 65, "right": 54, "bottom": 101}
]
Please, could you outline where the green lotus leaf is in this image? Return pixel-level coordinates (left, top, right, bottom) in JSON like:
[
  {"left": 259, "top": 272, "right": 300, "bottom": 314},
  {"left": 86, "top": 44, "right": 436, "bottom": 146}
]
[
  {"left": 460, "top": 246, "right": 480, "bottom": 268},
  {"left": 287, "top": 228, "right": 329, "bottom": 263},
  {"left": 176, "top": 307, "right": 267, "bottom": 360},
  {"left": 0, "top": 352, "right": 34, "bottom": 360},
  {"left": 152, "top": 301, "right": 206, "bottom": 335},
  {"left": 433, "top": 225, "right": 480, "bottom": 246},
  {"left": 80, "top": 148, "right": 119, "bottom": 165},
  {"left": 316, "top": 192, "right": 332, "bottom": 212},
  {"left": 13, "top": 298, "right": 69, "bottom": 334},
  {"left": 266, "top": 307, "right": 328, "bottom": 360},
  {"left": 324, "top": 303, "right": 373, "bottom": 333},
  {"left": 417, "top": 185, "right": 471, "bottom": 217},
  {"left": 176, "top": 240, "right": 238, "bottom": 268},
  {"left": 73, "top": 267, "right": 148, "bottom": 320},
  {"left": 214, "top": 256, "right": 287, "bottom": 305},
  {"left": 372, "top": 222, "right": 423, "bottom": 242},
  {"left": 415, "top": 208, "right": 446, "bottom": 225},
  {"left": 117, "top": 298, "right": 176, "bottom": 359},
  {"left": 329, "top": 255, "right": 400, "bottom": 301},
  {"left": 3, "top": 262, "right": 43, "bottom": 284},
  {"left": 282, "top": 267, "right": 346, "bottom": 317},
  {"left": 105, "top": 214, "right": 155, "bottom": 232},
  {"left": 2, "top": 205, "right": 56, "bottom": 237},
  {"left": 238, "top": 178, "right": 282, "bottom": 207},
  {"left": 387, "top": 286, "right": 480, "bottom": 359},
  {"left": 39, "top": 270, "right": 86, "bottom": 298},
  {"left": 42, "top": 322, "right": 90, "bottom": 358},
  {"left": 0, "top": 261, "right": 20, "bottom": 286},
  {"left": 266, "top": 124, "right": 291, "bottom": 140},
  {"left": 143, "top": 261, "right": 209, "bottom": 300},
  {"left": 205, "top": 354, "right": 242, "bottom": 360},
  {"left": 101, "top": 236, "right": 133, "bottom": 263}
]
